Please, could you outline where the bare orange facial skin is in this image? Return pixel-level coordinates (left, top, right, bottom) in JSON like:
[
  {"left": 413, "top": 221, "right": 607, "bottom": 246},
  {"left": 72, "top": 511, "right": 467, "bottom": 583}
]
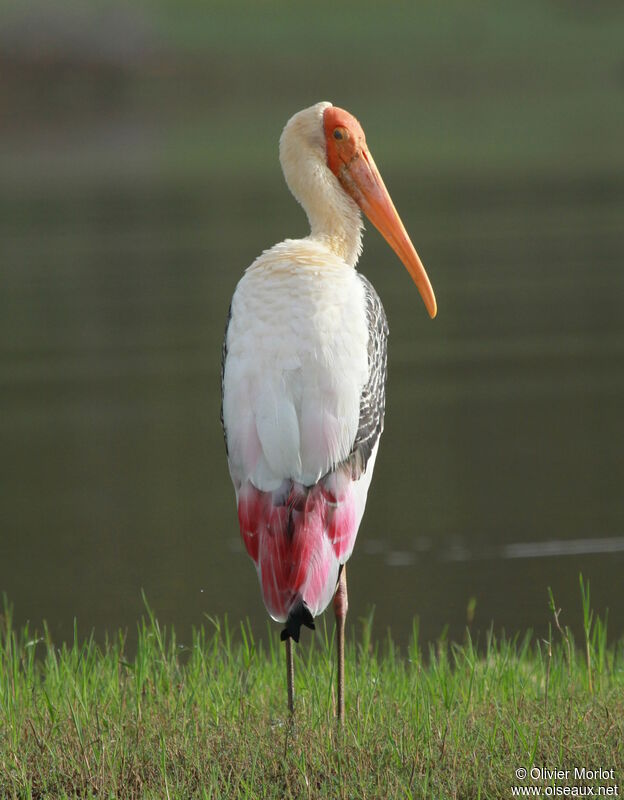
[
  {"left": 323, "top": 106, "right": 367, "bottom": 178},
  {"left": 322, "top": 105, "right": 437, "bottom": 319}
]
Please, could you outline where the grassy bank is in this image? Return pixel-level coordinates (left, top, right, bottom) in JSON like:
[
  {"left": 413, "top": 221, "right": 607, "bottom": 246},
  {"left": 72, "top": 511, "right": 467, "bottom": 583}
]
[{"left": 1, "top": 586, "right": 623, "bottom": 799}]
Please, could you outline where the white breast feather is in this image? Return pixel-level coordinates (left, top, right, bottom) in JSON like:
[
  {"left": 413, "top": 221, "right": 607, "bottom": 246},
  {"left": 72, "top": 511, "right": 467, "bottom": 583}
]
[{"left": 223, "top": 239, "right": 369, "bottom": 492}]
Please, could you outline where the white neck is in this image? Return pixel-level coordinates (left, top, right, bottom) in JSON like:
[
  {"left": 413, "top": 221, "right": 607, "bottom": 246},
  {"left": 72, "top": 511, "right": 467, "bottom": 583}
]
[
  {"left": 305, "top": 180, "right": 363, "bottom": 267},
  {"left": 279, "top": 102, "right": 363, "bottom": 268}
]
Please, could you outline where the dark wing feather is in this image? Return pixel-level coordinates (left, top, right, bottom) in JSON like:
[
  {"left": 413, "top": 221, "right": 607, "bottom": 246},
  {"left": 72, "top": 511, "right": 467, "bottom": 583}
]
[
  {"left": 346, "top": 273, "right": 389, "bottom": 479},
  {"left": 220, "top": 303, "right": 232, "bottom": 453}
]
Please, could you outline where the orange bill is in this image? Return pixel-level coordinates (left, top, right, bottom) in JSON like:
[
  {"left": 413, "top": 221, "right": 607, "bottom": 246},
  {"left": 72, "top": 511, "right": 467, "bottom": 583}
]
[
  {"left": 338, "top": 148, "right": 437, "bottom": 319},
  {"left": 323, "top": 105, "right": 436, "bottom": 319}
]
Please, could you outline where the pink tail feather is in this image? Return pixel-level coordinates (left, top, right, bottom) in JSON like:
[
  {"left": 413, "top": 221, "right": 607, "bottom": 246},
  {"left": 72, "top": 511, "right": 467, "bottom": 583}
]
[{"left": 237, "top": 473, "right": 358, "bottom": 625}]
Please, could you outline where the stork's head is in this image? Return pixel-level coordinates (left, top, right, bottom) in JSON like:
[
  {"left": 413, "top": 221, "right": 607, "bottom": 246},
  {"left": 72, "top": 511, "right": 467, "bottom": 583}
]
[{"left": 279, "top": 101, "right": 437, "bottom": 319}]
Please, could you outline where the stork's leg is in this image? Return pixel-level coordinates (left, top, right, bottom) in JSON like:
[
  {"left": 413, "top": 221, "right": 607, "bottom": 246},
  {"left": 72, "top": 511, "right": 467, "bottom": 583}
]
[
  {"left": 333, "top": 564, "right": 348, "bottom": 724},
  {"left": 285, "top": 637, "right": 295, "bottom": 716}
]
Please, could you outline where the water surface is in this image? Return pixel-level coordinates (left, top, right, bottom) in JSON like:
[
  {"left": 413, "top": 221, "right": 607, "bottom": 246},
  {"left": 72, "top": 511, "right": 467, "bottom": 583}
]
[{"left": 2, "top": 170, "right": 622, "bottom": 649}]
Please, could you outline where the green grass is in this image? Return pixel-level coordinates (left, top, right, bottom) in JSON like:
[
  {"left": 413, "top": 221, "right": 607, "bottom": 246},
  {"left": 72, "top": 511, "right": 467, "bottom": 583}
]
[{"left": 1, "top": 583, "right": 623, "bottom": 799}]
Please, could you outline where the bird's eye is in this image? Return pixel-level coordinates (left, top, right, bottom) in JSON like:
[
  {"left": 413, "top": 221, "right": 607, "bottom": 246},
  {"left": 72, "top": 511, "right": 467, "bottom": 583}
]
[{"left": 333, "top": 129, "right": 344, "bottom": 140}]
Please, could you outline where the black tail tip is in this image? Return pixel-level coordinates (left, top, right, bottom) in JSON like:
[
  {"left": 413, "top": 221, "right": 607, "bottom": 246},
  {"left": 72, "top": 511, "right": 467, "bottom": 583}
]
[{"left": 280, "top": 602, "right": 315, "bottom": 643}]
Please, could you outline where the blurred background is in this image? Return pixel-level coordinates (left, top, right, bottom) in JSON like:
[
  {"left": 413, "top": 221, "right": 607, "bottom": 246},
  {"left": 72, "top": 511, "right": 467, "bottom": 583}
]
[{"left": 1, "top": 0, "right": 623, "bottom": 649}]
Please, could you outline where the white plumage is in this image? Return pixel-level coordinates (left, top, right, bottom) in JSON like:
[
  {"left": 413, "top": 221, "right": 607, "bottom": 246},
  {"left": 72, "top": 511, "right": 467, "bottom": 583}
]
[{"left": 224, "top": 239, "right": 370, "bottom": 493}]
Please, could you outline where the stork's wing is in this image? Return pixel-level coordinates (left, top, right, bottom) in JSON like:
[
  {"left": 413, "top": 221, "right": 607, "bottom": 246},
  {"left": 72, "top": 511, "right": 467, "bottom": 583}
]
[
  {"left": 220, "top": 302, "right": 231, "bottom": 456},
  {"left": 346, "top": 274, "right": 388, "bottom": 479}
]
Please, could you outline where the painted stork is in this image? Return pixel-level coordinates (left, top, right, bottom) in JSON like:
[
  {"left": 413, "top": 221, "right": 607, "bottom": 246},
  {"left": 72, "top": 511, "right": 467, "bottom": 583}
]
[{"left": 221, "top": 102, "right": 436, "bottom": 721}]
